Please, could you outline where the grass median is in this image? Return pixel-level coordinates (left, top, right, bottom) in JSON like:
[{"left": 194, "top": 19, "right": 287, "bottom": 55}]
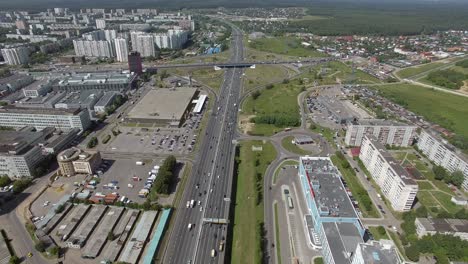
[
  {"left": 231, "top": 140, "right": 277, "bottom": 264},
  {"left": 281, "top": 136, "right": 312, "bottom": 155}
]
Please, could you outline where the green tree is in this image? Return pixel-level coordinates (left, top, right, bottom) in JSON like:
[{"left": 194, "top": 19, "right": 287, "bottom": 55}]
[
  {"left": 9, "top": 256, "right": 20, "bottom": 264},
  {"left": 48, "top": 246, "right": 59, "bottom": 256},
  {"left": 12, "top": 179, "right": 32, "bottom": 194},
  {"left": 433, "top": 165, "right": 447, "bottom": 181},
  {"left": 0, "top": 175, "right": 12, "bottom": 187},
  {"left": 415, "top": 206, "right": 428, "bottom": 218},
  {"left": 107, "top": 231, "right": 116, "bottom": 241},
  {"left": 87, "top": 137, "right": 98, "bottom": 148},
  {"left": 450, "top": 171, "right": 464, "bottom": 188},
  {"left": 251, "top": 90, "right": 261, "bottom": 100},
  {"left": 35, "top": 241, "right": 46, "bottom": 252},
  {"left": 405, "top": 244, "right": 420, "bottom": 262}
]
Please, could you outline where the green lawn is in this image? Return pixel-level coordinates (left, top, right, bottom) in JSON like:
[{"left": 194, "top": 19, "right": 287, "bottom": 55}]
[
  {"left": 432, "top": 191, "right": 462, "bottom": 214},
  {"left": 417, "top": 181, "right": 434, "bottom": 190},
  {"left": 321, "top": 61, "right": 382, "bottom": 84},
  {"left": 396, "top": 62, "right": 444, "bottom": 79},
  {"left": 314, "top": 257, "right": 324, "bottom": 264},
  {"left": 231, "top": 141, "right": 277, "bottom": 264},
  {"left": 369, "top": 226, "right": 389, "bottom": 240},
  {"left": 166, "top": 67, "right": 224, "bottom": 91},
  {"left": 331, "top": 155, "right": 379, "bottom": 218},
  {"left": 274, "top": 203, "right": 282, "bottom": 264},
  {"left": 243, "top": 65, "right": 291, "bottom": 92},
  {"left": 242, "top": 79, "right": 304, "bottom": 136},
  {"left": 371, "top": 84, "right": 468, "bottom": 137},
  {"left": 249, "top": 36, "right": 326, "bottom": 58},
  {"left": 281, "top": 136, "right": 312, "bottom": 155},
  {"left": 310, "top": 122, "right": 336, "bottom": 147}
]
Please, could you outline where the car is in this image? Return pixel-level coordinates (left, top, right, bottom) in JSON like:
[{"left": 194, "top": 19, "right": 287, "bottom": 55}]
[
  {"left": 27, "top": 252, "right": 33, "bottom": 258},
  {"left": 200, "top": 206, "right": 203, "bottom": 211}
]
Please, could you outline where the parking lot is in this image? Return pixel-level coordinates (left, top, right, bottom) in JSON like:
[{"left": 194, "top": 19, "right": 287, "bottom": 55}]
[{"left": 102, "top": 113, "right": 203, "bottom": 156}]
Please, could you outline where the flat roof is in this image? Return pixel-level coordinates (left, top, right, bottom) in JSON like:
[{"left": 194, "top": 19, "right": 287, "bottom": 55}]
[
  {"left": 56, "top": 90, "right": 103, "bottom": 105},
  {"left": 301, "top": 157, "right": 358, "bottom": 218},
  {"left": 127, "top": 88, "right": 196, "bottom": 121},
  {"left": 322, "top": 222, "right": 363, "bottom": 264},
  {"left": 193, "top": 94, "right": 207, "bottom": 113},
  {"left": 352, "top": 118, "right": 415, "bottom": 127},
  {"left": 22, "top": 79, "right": 51, "bottom": 91},
  {"left": 294, "top": 135, "right": 314, "bottom": 144},
  {"left": 56, "top": 72, "right": 135, "bottom": 86},
  {"left": 68, "top": 205, "right": 107, "bottom": 247},
  {"left": 0, "top": 105, "right": 82, "bottom": 115},
  {"left": 94, "top": 91, "right": 119, "bottom": 107},
  {"left": 417, "top": 218, "right": 468, "bottom": 233},
  {"left": 358, "top": 241, "right": 401, "bottom": 264},
  {"left": 0, "top": 73, "right": 31, "bottom": 84},
  {"left": 365, "top": 135, "right": 417, "bottom": 185}
]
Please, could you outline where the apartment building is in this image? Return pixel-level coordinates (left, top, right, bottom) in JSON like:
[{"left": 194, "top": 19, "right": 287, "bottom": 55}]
[
  {"left": 417, "top": 129, "right": 468, "bottom": 191},
  {"left": 359, "top": 135, "right": 418, "bottom": 211},
  {"left": 95, "top": 19, "right": 106, "bottom": 29},
  {"left": 73, "top": 40, "right": 115, "bottom": 58},
  {"left": 114, "top": 38, "right": 129, "bottom": 62},
  {"left": 415, "top": 218, "right": 468, "bottom": 241},
  {"left": 0, "top": 106, "right": 91, "bottom": 132},
  {"left": 345, "top": 119, "right": 417, "bottom": 147},
  {"left": 134, "top": 34, "right": 155, "bottom": 57},
  {"left": 1, "top": 47, "right": 30, "bottom": 65}
]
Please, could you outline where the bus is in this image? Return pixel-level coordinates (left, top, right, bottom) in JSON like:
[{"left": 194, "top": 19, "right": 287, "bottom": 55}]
[{"left": 287, "top": 196, "right": 294, "bottom": 209}]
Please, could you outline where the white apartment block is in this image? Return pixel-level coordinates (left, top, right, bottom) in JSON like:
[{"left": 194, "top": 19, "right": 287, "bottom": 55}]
[
  {"left": 114, "top": 38, "right": 129, "bottom": 62},
  {"left": 73, "top": 40, "right": 115, "bottom": 58},
  {"left": 0, "top": 107, "right": 91, "bottom": 132},
  {"left": 417, "top": 130, "right": 468, "bottom": 190},
  {"left": 345, "top": 119, "right": 417, "bottom": 147},
  {"left": 96, "top": 19, "right": 106, "bottom": 29},
  {"left": 415, "top": 218, "right": 468, "bottom": 241},
  {"left": 359, "top": 135, "right": 418, "bottom": 211},
  {"left": 135, "top": 34, "right": 156, "bottom": 57},
  {"left": 1, "top": 47, "right": 30, "bottom": 65}
]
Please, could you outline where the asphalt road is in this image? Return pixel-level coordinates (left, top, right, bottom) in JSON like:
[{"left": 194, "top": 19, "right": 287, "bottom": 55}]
[{"left": 163, "top": 27, "right": 244, "bottom": 264}]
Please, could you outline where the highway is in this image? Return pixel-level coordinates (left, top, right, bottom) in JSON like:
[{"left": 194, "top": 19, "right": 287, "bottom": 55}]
[{"left": 163, "top": 26, "right": 244, "bottom": 264}]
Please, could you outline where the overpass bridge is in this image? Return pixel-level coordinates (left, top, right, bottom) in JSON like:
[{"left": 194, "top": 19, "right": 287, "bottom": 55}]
[{"left": 148, "top": 57, "right": 335, "bottom": 70}]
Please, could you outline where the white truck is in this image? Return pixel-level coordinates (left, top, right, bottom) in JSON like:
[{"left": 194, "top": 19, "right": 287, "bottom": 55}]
[{"left": 136, "top": 161, "right": 144, "bottom": 165}]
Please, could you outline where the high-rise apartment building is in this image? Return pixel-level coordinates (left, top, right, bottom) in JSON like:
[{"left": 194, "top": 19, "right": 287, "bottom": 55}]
[
  {"left": 359, "top": 135, "right": 418, "bottom": 211},
  {"left": 417, "top": 130, "right": 468, "bottom": 190},
  {"left": 114, "top": 38, "right": 129, "bottom": 62},
  {"left": 95, "top": 19, "right": 106, "bottom": 29},
  {"left": 73, "top": 40, "right": 115, "bottom": 58},
  {"left": 135, "top": 34, "right": 155, "bottom": 57},
  {"left": 345, "top": 119, "right": 417, "bottom": 147},
  {"left": 1, "top": 47, "right": 30, "bottom": 65}
]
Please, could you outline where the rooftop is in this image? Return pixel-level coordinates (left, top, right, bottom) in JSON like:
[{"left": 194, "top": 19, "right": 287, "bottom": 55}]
[
  {"left": 127, "top": 88, "right": 197, "bottom": 121},
  {"left": 417, "top": 218, "right": 468, "bottom": 233},
  {"left": 358, "top": 240, "right": 401, "bottom": 264},
  {"left": 22, "top": 79, "right": 51, "bottom": 91},
  {"left": 56, "top": 72, "right": 135, "bottom": 86},
  {"left": 422, "top": 129, "right": 468, "bottom": 163},
  {"left": 323, "top": 222, "right": 363, "bottom": 264},
  {"left": 301, "top": 157, "right": 358, "bottom": 218},
  {"left": 0, "top": 73, "right": 31, "bottom": 85},
  {"left": 94, "top": 91, "right": 119, "bottom": 107},
  {"left": 365, "top": 135, "right": 417, "bottom": 185},
  {"left": 0, "top": 105, "right": 82, "bottom": 115},
  {"left": 56, "top": 90, "right": 103, "bottom": 106},
  {"left": 352, "top": 118, "right": 414, "bottom": 127},
  {"left": 0, "top": 127, "right": 54, "bottom": 154}
]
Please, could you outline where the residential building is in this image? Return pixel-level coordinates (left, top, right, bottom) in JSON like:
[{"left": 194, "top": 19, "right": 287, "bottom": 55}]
[
  {"left": 415, "top": 218, "right": 468, "bottom": 241},
  {"left": 57, "top": 147, "right": 102, "bottom": 176},
  {"left": 134, "top": 34, "right": 155, "bottom": 57},
  {"left": 345, "top": 119, "right": 417, "bottom": 147},
  {"left": 52, "top": 72, "right": 136, "bottom": 91},
  {"left": 359, "top": 135, "right": 418, "bottom": 211},
  {"left": 417, "top": 129, "right": 468, "bottom": 191},
  {"left": 1, "top": 47, "right": 30, "bottom": 65},
  {"left": 15, "top": 19, "right": 28, "bottom": 30},
  {"left": 73, "top": 40, "right": 115, "bottom": 58},
  {"left": 95, "top": 19, "right": 106, "bottom": 29},
  {"left": 128, "top": 51, "right": 143, "bottom": 75},
  {"left": 22, "top": 80, "right": 52, "bottom": 98},
  {"left": 114, "top": 38, "right": 129, "bottom": 62},
  {"left": 351, "top": 240, "right": 403, "bottom": 264},
  {"left": 0, "top": 106, "right": 91, "bottom": 132},
  {"left": 298, "top": 157, "right": 365, "bottom": 264}
]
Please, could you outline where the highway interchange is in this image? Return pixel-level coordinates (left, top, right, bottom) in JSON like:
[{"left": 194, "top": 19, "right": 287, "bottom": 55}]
[{"left": 164, "top": 26, "right": 244, "bottom": 264}]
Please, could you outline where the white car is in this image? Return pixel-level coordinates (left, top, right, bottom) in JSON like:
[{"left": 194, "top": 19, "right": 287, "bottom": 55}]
[{"left": 200, "top": 206, "right": 203, "bottom": 212}]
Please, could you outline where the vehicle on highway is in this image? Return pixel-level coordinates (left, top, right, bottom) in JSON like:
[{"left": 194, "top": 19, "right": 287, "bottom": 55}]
[
  {"left": 188, "top": 223, "right": 192, "bottom": 230},
  {"left": 27, "top": 252, "right": 33, "bottom": 258},
  {"left": 211, "top": 249, "right": 216, "bottom": 258},
  {"left": 287, "top": 196, "right": 294, "bottom": 209},
  {"left": 219, "top": 240, "right": 225, "bottom": 251},
  {"left": 190, "top": 199, "right": 195, "bottom": 208},
  {"left": 186, "top": 201, "right": 190, "bottom": 208}
]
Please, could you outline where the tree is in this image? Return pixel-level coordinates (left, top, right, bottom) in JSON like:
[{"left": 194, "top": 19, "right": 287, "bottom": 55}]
[
  {"left": 35, "top": 241, "right": 46, "bottom": 252},
  {"left": 265, "top": 84, "right": 274, "bottom": 90},
  {"left": 48, "top": 246, "right": 59, "bottom": 256},
  {"left": 450, "top": 171, "right": 464, "bottom": 188},
  {"left": 107, "top": 231, "right": 116, "bottom": 241},
  {"left": 415, "top": 206, "right": 428, "bottom": 218},
  {"left": 0, "top": 175, "right": 11, "bottom": 187},
  {"left": 12, "top": 179, "right": 32, "bottom": 194},
  {"left": 55, "top": 203, "right": 66, "bottom": 214},
  {"left": 251, "top": 90, "right": 261, "bottom": 100},
  {"left": 433, "top": 166, "right": 447, "bottom": 181},
  {"left": 87, "top": 137, "right": 98, "bottom": 148},
  {"left": 405, "top": 244, "right": 420, "bottom": 262},
  {"left": 9, "top": 256, "right": 19, "bottom": 264}
]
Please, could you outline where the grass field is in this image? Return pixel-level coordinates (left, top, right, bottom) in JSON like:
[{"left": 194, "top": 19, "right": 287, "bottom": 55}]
[
  {"left": 242, "top": 79, "right": 303, "bottom": 136},
  {"left": 274, "top": 203, "right": 282, "bottom": 264},
  {"left": 396, "top": 62, "right": 444, "bottom": 79},
  {"left": 249, "top": 36, "right": 326, "bottom": 58},
  {"left": 281, "top": 136, "right": 312, "bottom": 155},
  {"left": 321, "top": 61, "right": 382, "bottom": 84},
  {"left": 371, "top": 84, "right": 468, "bottom": 137},
  {"left": 231, "top": 141, "right": 277, "bottom": 264},
  {"left": 166, "top": 67, "right": 224, "bottom": 90},
  {"left": 369, "top": 226, "right": 389, "bottom": 240},
  {"left": 243, "top": 64, "right": 292, "bottom": 92},
  {"left": 417, "top": 181, "right": 434, "bottom": 190}
]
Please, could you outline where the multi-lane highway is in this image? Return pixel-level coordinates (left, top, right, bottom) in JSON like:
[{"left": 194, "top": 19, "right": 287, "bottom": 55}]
[{"left": 164, "top": 27, "right": 244, "bottom": 264}]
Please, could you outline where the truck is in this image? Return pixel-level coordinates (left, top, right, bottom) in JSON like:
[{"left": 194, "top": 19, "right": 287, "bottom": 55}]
[{"left": 136, "top": 161, "right": 144, "bottom": 165}]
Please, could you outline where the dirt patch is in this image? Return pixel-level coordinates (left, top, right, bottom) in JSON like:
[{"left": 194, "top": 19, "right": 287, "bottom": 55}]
[
  {"left": 459, "top": 80, "right": 468, "bottom": 94},
  {"left": 239, "top": 114, "right": 256, "bottom": 134}
]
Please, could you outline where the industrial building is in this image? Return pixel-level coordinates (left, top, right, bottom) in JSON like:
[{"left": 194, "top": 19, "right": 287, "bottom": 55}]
[
  {"left": 125, "top": 88, "right": 197, "bottom": 127},
  {"left": 55, "top": 204, "right": 91, "bottom": 241},
  {"left": 93, "top": 91, "right": 120, "bottom": 114},
  {"left": 52, "top": 72, "right": 137, "bottom": 92},
  {"left": 15, "top": 91, "right": 66, "bottom": 109},
  {"left": 359, "top": 136, "right": 418, "bottom": 211},
  {"left": 417, "top": 129, "right": 468, "bottom": 191},
  {"left": 0, "top": 106, "right": 91, "bottom": 132},
  {"left": 294, "top": 135, "right": 314, "bottom": 145},
  {"left": 415, "top": 218, "right": 468, "bottom": 241},
  {"left": 315, "top": 95, "right": 356, "bottom": 124},
  {"left": 81, "top": 206, "right": 125, "bottom": 258},
  {"left": 0, "top": 74, "right": 34, "bottom": 95},
  {"left": 22, "top": 79, "right": 53, "bottom": 98},
  {"left": 298, "top": 157, "right": 365, "bottom": 264},
  {"left": 345, "top": 119, "right": 417, "bottom": 147},
  {"left": 351, "top": 240, "right": 403, "bottom": 264},
  {"left": 57, "top": 147, "right": 102, "bottom": 176},
  {"left": 118, "top": 211, "right": 158, "bottom": 264}
]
